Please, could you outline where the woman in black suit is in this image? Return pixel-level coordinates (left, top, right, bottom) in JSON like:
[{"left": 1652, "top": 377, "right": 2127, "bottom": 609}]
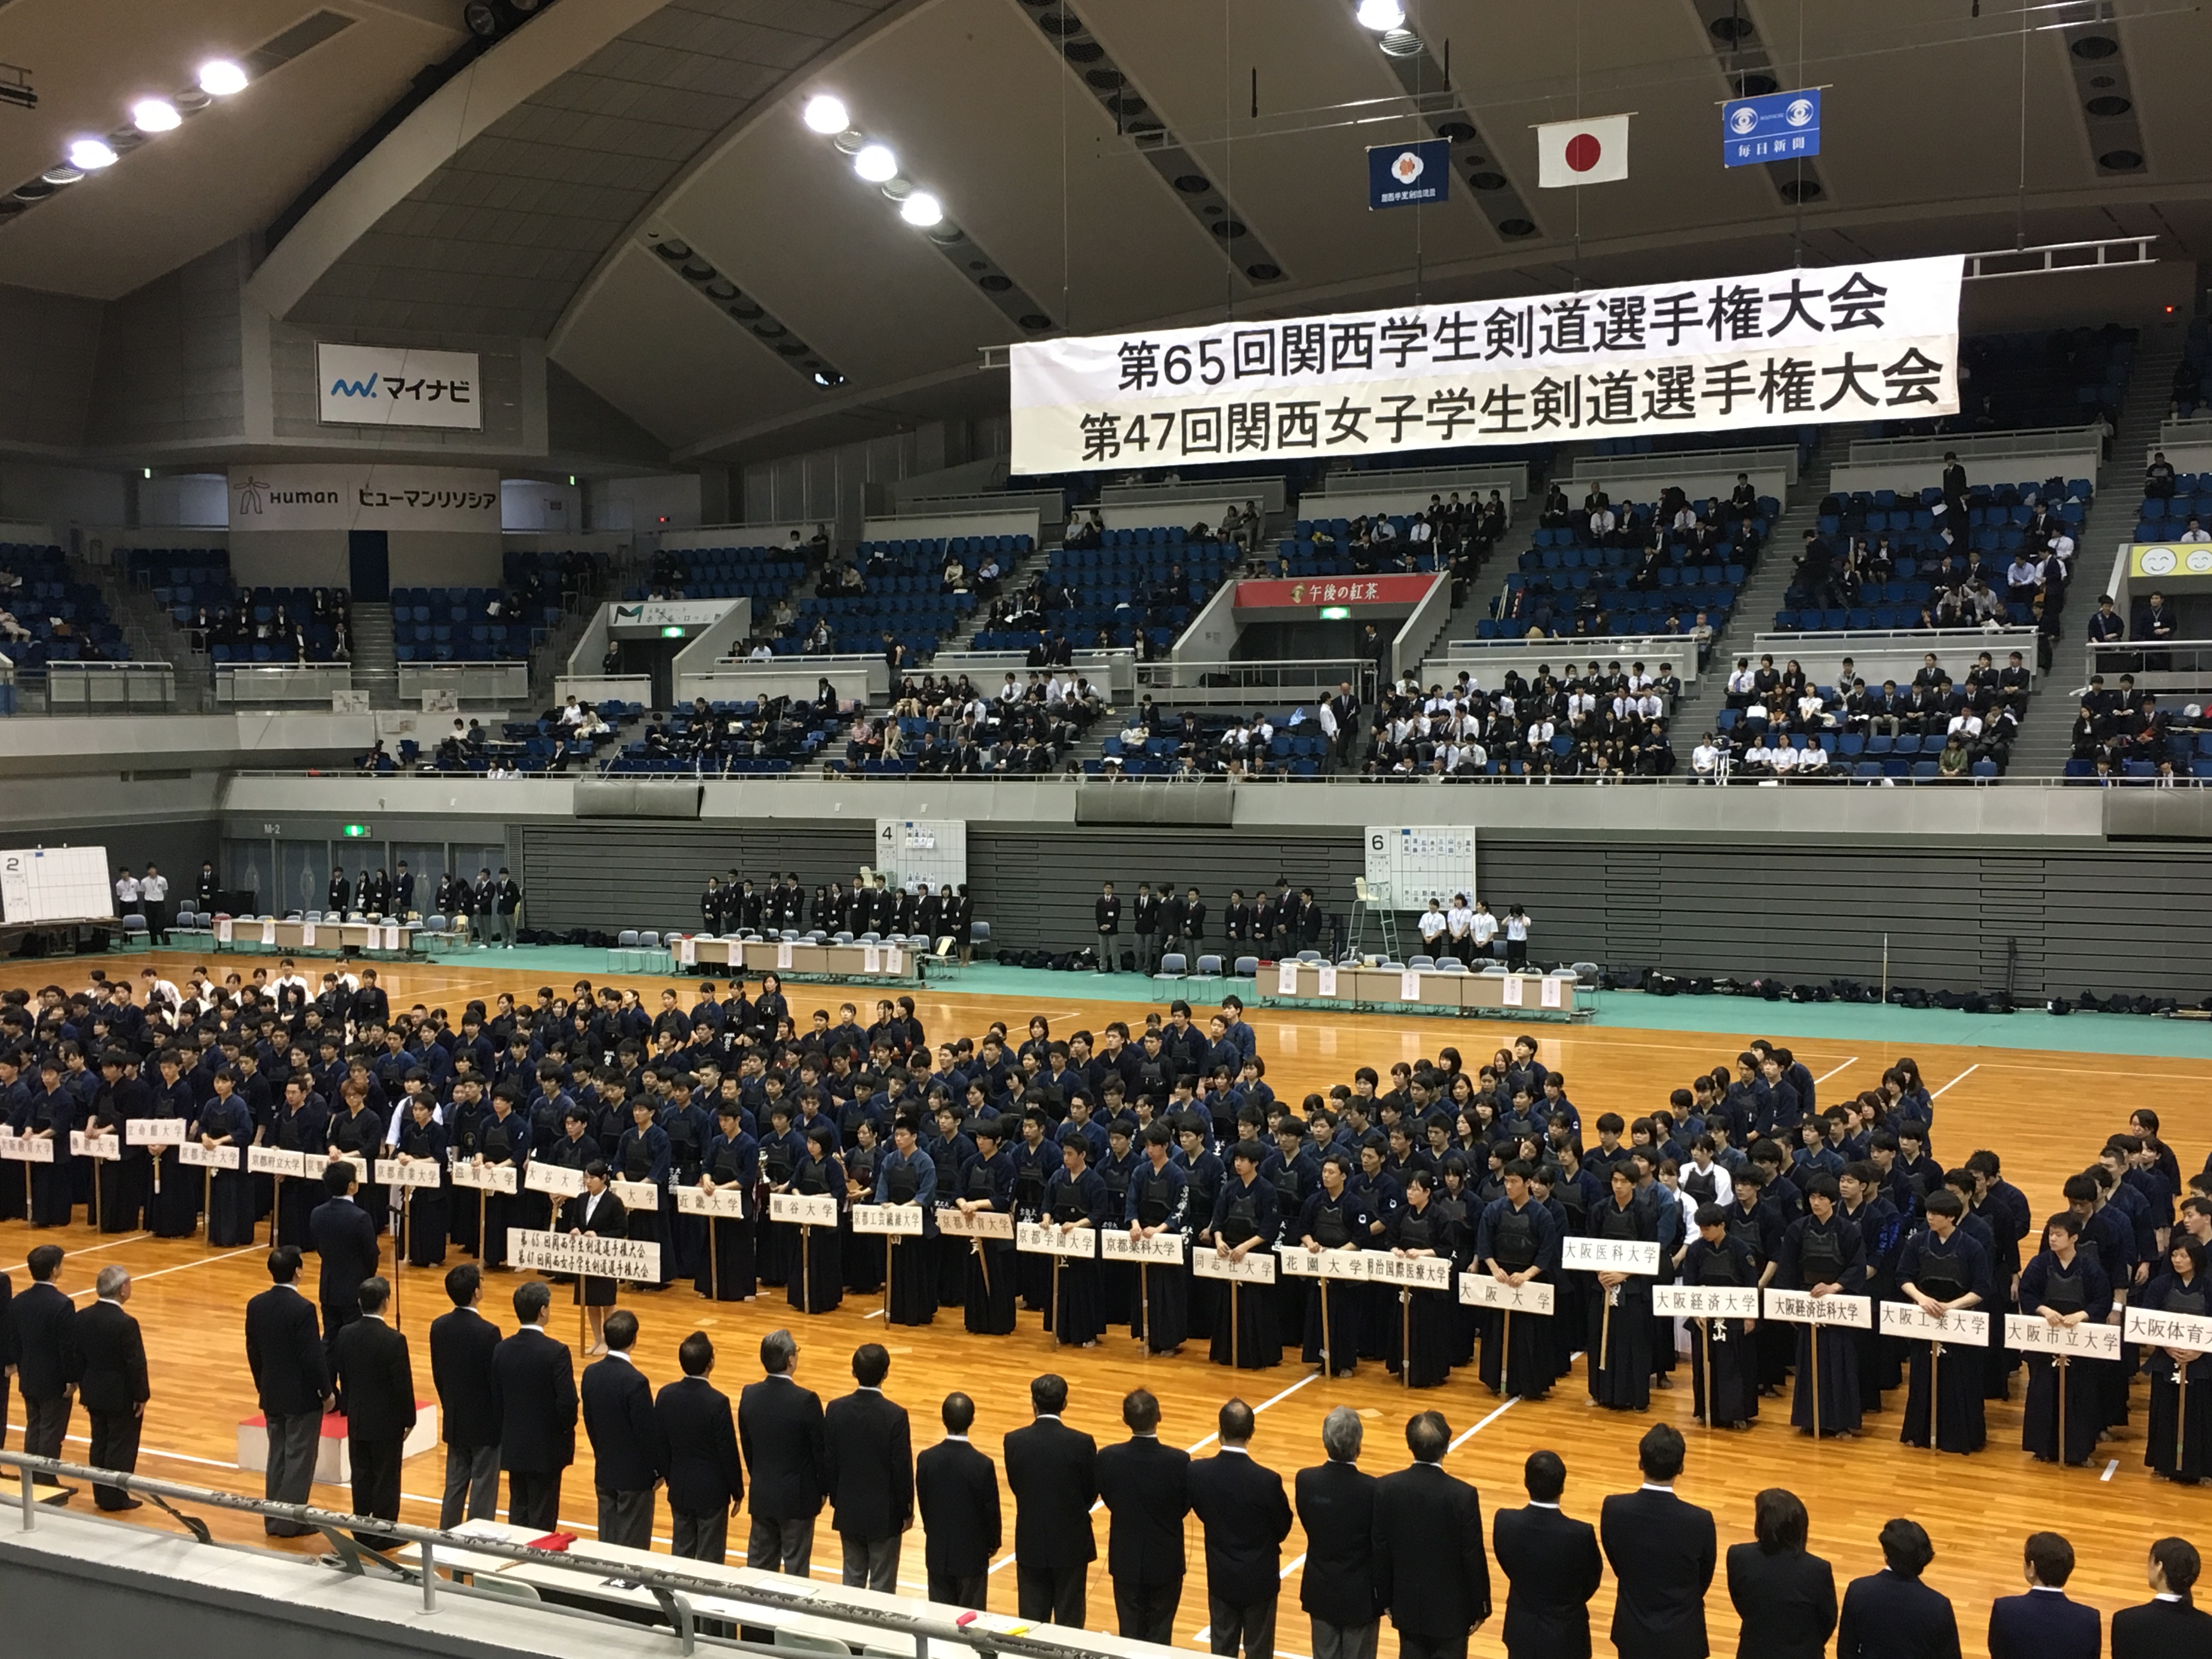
[
  {"left": 562, "top": 1161, "right": 629, "bottom": 1355},
  {"left": 1726, "top": 1487, "right": 1838, "bottom": 1659}
]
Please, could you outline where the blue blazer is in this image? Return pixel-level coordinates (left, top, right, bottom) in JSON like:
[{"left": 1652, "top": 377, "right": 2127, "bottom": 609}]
[{"left": 1988, "top": 1589, "right": 2098, "bottom": 1659}]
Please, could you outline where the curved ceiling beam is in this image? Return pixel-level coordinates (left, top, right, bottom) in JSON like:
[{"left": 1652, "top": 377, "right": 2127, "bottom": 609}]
[{"left": 245, "top": 0, "right": 667, "bottom": 323}]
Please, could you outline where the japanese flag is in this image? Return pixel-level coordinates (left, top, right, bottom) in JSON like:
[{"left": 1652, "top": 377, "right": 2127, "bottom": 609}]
[{"left": 1536, "top": 114, "right": 1630, "bottom": 188}]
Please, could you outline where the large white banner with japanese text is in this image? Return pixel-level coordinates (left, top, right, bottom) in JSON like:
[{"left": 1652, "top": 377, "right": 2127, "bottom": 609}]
[
  {"left": 1011, "top": 256, "right": 1961, "bottom": 472},
  {"left": 227, "top": 464, "right": 503, "bottom": 532}
]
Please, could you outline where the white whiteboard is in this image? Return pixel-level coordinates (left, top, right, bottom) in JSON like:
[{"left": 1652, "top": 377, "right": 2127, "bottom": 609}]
[
  {"left": 874, "top": 819, "right": 968, "bottom": 895},
  {"left": 1, "top": 846, "right": 116, "bottom": 923},
  {"left": 1364, "top": 825, "right": 1478, "bottom": 909}
]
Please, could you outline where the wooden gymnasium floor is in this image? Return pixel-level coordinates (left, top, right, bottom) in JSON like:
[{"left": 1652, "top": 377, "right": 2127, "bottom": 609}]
[{"left": 5, "top": 949, "right": 2210, "bottom": 1659}]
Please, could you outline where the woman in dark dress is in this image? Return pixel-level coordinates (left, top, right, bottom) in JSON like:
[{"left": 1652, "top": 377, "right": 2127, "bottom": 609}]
[
  {"left": 843, "top": 1120, "right": 884, "bottom": 1295},
  {"left": 2017, "top": 1211, "right": 2113, "bottom": 1466},
  {"left": 1296, "top": 1154, "right": 1372, "bottom": 1378},
  {"left": 2142, "top": 1237, "right": 2212, "bottom": 1485},
  {"left": 1044, "top": 1138, "right": 1108, "bottom": 1347},
  {"left": 787, "top": 1123, "right": 845, "bottom": 1315},
  {"left": 1385, "top": 1171, "right": 1458, "bottom": 1388},
  {"left": 396, "top": 1094, "right": 449, "bottom": 1267},
  {"left": 146, "top": 1052, "right": 200, "bottom": 1238},
  {"left": 958, "top": 1116, "right": 1019, "bottom": 1335},
  {"left": 616, "top": 1096, "right": 673, "bottom": 1290},
  {"left": 1681, "top": 1202, "right": 1762, "bottom": 1429},
  {"left": 562, "top": 1164, "right": 628, "bottom": 1354},
  {"left": 1588, "top": 1165, "right": 1658, "bottom": 1410},
  {"left": 1781, "top": 1173, "right": 1867, "bottom": 1438},
  {"left": 196, "top": 1071, "right": 258, "bottom": 1246},
  {"left": 1207, "top": 1140, "right": 1280, "bottom": 1370}
]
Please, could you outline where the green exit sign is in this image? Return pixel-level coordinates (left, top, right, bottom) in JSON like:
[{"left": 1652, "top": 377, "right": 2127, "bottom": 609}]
[
  {"left": 1318, "top": 606, "right": 1351, "bottom": 620},
  {"left": 659, "top": 625, "right": 686, "bottom": 638},
  {"left": 342, "top": 823, "right": 373, "bottom": 838}
]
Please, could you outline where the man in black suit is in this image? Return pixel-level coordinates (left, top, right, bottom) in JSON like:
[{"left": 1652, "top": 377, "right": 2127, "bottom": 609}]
[
  {"left": 430, "top": 1262, "right": 504, "bottom": 1528},
  {"left": 493, "top": 1280, "right": 577, "bottom": 1531},
  {"left": 1096, "top": 1387, "right": 1191, "bottom": 1641},
  {"left": 1373, "top": 1410, "right": 1490, "bottom": 1659},
  {"left": 14, "top": 1245, "right": 78, "bottom": 1497},
  {"left": 1724, "top": 1488, "right": 1835, "bottom": 1659},
  {"left": 1988, "top": 1531, "right": 2098, "bottom": 1659},
  {"left": 1838, "top": 1518, "right": 1962, "bottom": 1659},
  {"left": 1003, "top": 1372, "right": 1097, "bottom": 1626},
  {"left": 660, "top": 1331, "right": 744, "bottom": 1562},
  {"left": 822, "top": 1342, "right": 912, "bottom": 1592},
  {"left": 1189, "top": 1398, "right": 1293, "bottom": 1659},
  {"left": 2113, "top": 1536, "right": 2212, "bottom": 1659},
  {"left": 582, "top": 1310, "right": 665, "bottom": 1548},
  {"left": 330, "top": 1276, "right": 415, "bottom": 1549},
  {"left": 1492, "top": 1451, "right": 1602, "bottom": 1659},
  {"left": 915, "top": 1391, "right": 998, "bottom": 1609},
  {"left": 1294, "top": 1406, "right": 1380, "bottom": 1659},
  {"left": 76, "top": 1264, "right": 148, "bottom": 1511},
  {"left": 1599, "top": 1425, "right": 1716, "bottom": 1659},
  {"left": 244, "top": 1245, "right": 332, "bottom": 1536},
  {"left": 737, "top": 1328, "right": 827, "bottom": 1574},
  {"left": 0, "top": 1257, "right": 12, "bottom": 1453},
  {"left": 311, "top": 1164, "right": 381, "bottom": 1348}
]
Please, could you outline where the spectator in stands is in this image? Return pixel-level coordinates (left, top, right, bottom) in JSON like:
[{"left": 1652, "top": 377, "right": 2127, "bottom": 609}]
[
  {"left": 2182, "top": 517, "right": 2210, "bottom": 544},
  {"left": 2145, "top": 450, "right": 2177, "bottom": 499}
]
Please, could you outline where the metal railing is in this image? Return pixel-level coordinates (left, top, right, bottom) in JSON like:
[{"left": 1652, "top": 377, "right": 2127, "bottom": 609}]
[
  {"left": 399, "top": 661, "right": 531, "bottom": 703},
  {"left": 42, "top": 659, "right": 176, "bottom": 712},
  {"left": 2083, "top": 634, "right": 2212, "bottom": 688},
  {"left": 0, "top": 1451, "right": 1124, "bottom": 1659},
  {"left": 1132, "top": 657, "right": 1370, "bottom": 697},
  {"left": 1311, "top": 459, "right": 1528, "bottom": 503},
  {"left": 216, "top": 664, "right": 353, "bottom": 704},
  {"left": 1847, "top": 425, "right": 2102, "bottom": 465},
  {"left": 1564, "top": 444, "right": 1802, "bottom": 489}
]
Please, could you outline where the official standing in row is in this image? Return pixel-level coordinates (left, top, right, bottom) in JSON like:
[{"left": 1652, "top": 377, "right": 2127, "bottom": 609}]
[
  {"left": 822, "top": 1344, "right": 913, "bottom": 1591},
  {"left": 430, "top": 1263, "right": 504, "bottom": 1528},
  {"left": 915, "top": 1392, "right": 998, "bottom": 1610},
  {"left": 1097, "top": 1387, "right": 1190, "bottom": 1641},
  {"left": 739, "top": 1328, "right": 827, "bottom": 1575},
  {"left": 14, "top": 1246, "right": 75, "bottom": 1497},
  {"left": 77, "top": 1264, "right": 148, "bottom": 1512},
  {"left": 244, "top": 1246, "right": 332, "bottom": 1537},
  {"left": 583, "top": 1310, "right": 665, "bottom": 1547},
  {"left": 1190, "top": 1398, "right": 1294, "bottom": 1659},
  {"left": 1600, "top": 1425, "right": 1716, "bottom": 1659},
  {"left": 660, "top": 1331, "right": 744, "bottom": 1562},
  {"left": 1005, "top": 1373, "right": 1096, "bottom": 1626},
  {"left": 496, "top": 1280, "right": 577, "bottom": 1532},
  {"left": 1373, "top": 1411, "right": 1490, "bottom": 1659},
  {"left": 1295, "top": 1407, "right": 1379, "bottom": 1659},
  {"left": 1723, "top": 1488, "right": 1836, "bottom": 1659},
  {"left": 312, "top": 1165, "right": 381, "bottom": 1350},
  {"left": 1492, "top": 1451, "right": 1602, "bottom": 1659},
  {"left": 330, "top": 1276, "right": 414, "bottom": 1550}
]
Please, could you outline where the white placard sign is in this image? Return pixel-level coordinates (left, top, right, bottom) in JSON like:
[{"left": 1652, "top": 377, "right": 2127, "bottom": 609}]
[
  {"left": 776, "top": 940, "right": 794, "bottom": 970},
  {"left": 1400, "top": 969, "right": 1421, "bottom": 1002},
  {"left": 1458, "top": 1273, "right": 1556, "bottom": 1314},
  {"left": 0, "top": 1134, "right": 55, "bottom": 1163},
  {"left": 1541, "top": 975, "right": 1565, "bottom": 1009},
  {"left": 248, "top": 1146, "right": 306, "bottom": 1177},
  {"left": 1880, "top": 1302, "right": 1991, "bottom": 1342},
  {"left": 1763, "top": 1289, "right": 1874, "bottom": 1328},
  {"left": 510, "top": 1228, "right": 662, "bottom": 1283},
  {"left": 1559, "top": 1235, "right": 1663, "bottom": 1274},
  {"left": 1316, "top": 964, "right": 1338, "bottom": 998},
  {"left": 674, "top": 1184, "right": 746, "bottom": 1219},
  {"left": 2004, "top": 1315, "right": 2123, "bottom": 1361},
  {"left": 181, "top": 1143, "right": 242, "bottom": 1170},
  {"left": 127, "top": 1119, "right": 188, "bottom": 1147},
  {"left": 1278, "top": 1246, "right": 1374, "bottom": 1281},
  {"left": 2125, "top": 1305, "right": 2212, "bottom": 1355},
  {"left": 1277, "top": 961, "right": 1300, "bottom": 996},
  {"left": 1011, "top": 257, "right": 1963, "bottom": 472},
  {"left": 1102, "top": 1231, "right": 1187, "bottom": 1263},
  {"left": 1654, "top": 1284, "right": 1763, "bottom": 1320},
  {"left": 70, "top": 1131, "right": 120, "bottom": 1160},
  {"left": 1364, "top": 1253, "right": 1452, "bottom": 1290},
  {"left": 885, "top": 944, "right": 905, "bottom": 975},
  {"left": 452, "top": 1161, "right": 518, "bottom": 1194},
  {"left": 375, "top": 1158, "right": 444, "bottom": 1189},
  {"left": 1500, "top": 974, "right": 1524, "bottom": 1007},
  {"left": 1193, "top": 1248, "right": 1277, "bottom": 1284},
  {"left": 611, "top": 1178, "right": 661, "bottom": 1212},
  {"left": 525, "top": 1163, "right": 586, "bottom": 1199},
  {"left": 861, "top": 943, "right": 882, "bottom": 975},
  {"left": 938, "top": 1208, "right": 1015, "bottom": 1239},
  {"left": 1017, "top": 1221, "right": 1099, "bottom": 1259},
  {"left": 317, "top": 343, "right": 483, "bottom": 430},
  {"left": 770, "top": 1191, "right": 837, "bottom": 1226},
  {"left": 229, "top": 463, "right": 500, "bottom": 532},
  {"left": 852, "top": 1203, "right": 927, "bottom": 1235}
]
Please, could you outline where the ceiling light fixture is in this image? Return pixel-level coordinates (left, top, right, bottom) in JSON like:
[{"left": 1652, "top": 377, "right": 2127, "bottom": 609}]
[
  {"left": 900, "top": 191, "right": 943, "bottom": 227},
  {"left": 1356, "top": 0, "right": 1406, "bottom": 31},
  {"left": 131, "top": 98, "right": 180, "bottom": 133},
  {"left": 197, "top": 60, "right": 247, "bottom": 96},
  {"left": 853, "top": 142, "right": 897, "bottom": 182},
  {"left": 39, "top": 165, "right": 82, "bottom": 185},
  {"left": 802, "top": 94, "right": 849, "bottom": 134},
  {"left": 67, "top": 138, "right": 117, "bottom": 171}
]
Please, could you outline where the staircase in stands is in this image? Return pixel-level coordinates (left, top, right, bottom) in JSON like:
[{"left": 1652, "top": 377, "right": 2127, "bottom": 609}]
[
  {"left": 77, "top": 552, "right": 215, "bottom": 710},
  {"left": 2005, "top": 327, "right": 2190, "bottom": 776},
  {"left": 1664, "top": 426, "right": 1863, "bottom": 745},
  {"left": 349, "top": 605, "right": 399, "bottom": 706}
]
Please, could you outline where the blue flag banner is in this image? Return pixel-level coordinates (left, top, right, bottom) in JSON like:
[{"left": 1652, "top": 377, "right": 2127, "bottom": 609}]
[
  {"left": 1368, "top": 138, "right": 1451, "bottom": 209},
  {"left": 1722, "top": 88, "right": 1821, "bottom": 168}
]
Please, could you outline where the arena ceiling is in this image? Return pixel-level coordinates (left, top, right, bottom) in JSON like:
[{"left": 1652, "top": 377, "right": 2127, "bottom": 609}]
[{"left": 1, "top": 0, "right": 2206, "bottom": 469}]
